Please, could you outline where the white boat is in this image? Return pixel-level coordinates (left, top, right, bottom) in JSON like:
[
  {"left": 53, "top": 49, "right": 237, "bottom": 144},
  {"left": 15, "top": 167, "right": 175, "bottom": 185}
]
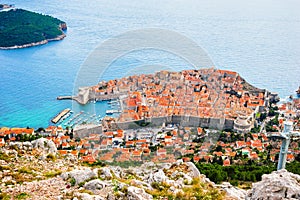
[{"left": 106, "top": 109, "right": 121, "bottom": 114}]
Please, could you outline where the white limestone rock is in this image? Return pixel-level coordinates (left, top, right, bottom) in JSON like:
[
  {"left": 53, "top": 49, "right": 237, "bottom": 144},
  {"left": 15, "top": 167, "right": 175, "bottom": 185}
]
[
  {"left": 84, "top": 179, "right": 109, "bottom": 191},
  {"left": 110, "top": 166, "right": 125, "bottom": 179},
  {"left": 183, "top": 173, "right": 193, "bottom": 185},
  {"left": 149, "top": 169, "right": 167, "bottom": 183},
  {"left": 127, "top": 186, "right": 153, "bottom": 200},
  {"left": 22, "top": 141, "right": 33, "bottom": 149},
  {"left": 76, "top": 192, "right": 105, "bottom": 200},
  {"left": 246, "top": 169, "right": 300, "bottom": 200},
  {"left": 31, "top": 138, "right": 57, "bottom": 154},
  {"left": 216, "top": 182, "right": 247, "bottom": 200},
  {"left": 9, "top": 142, "right": 23, "bottom": 150},
  {"left": 99, "top": 167, "right": 113, "bottom": 180},
  {"left": 186, "top": 162, "right": 201, "bottom": 178},
  {"left": 61, "top": 168, "right": 98, "bottom": 185}
]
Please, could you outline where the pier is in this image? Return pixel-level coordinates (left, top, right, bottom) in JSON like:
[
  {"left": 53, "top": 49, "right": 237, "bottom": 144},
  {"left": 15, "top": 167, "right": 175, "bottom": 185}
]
[
  {"left": 51, "top": 108, "right": 71, "bottom": 124},
  {"left": 57, "top": 96, "right": 73, "bottom": 100}
]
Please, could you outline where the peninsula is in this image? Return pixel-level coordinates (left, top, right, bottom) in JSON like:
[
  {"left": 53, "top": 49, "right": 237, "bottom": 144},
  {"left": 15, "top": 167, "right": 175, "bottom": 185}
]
[
  {"left": 62, "top": 68, "right": 277, "bottom": 131},
  {"left": 0, "top": 9, "right": 67, "bottom": 49}
]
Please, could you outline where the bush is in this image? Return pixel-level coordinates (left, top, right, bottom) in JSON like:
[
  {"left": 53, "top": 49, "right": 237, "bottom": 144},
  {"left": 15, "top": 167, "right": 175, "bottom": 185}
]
[
  {"left": 15, "top": 192, "right": 30, "bottom": 200},
  {"left": 230, "top": 180, "right": 239, "bottom": 186},
  {"left": 0, "top": 152, "right": 12, "bottom": 161},
  {"left": 46, "top": 153, "right": 56, "bottom": 161},
  {"left": 0, "top": 192, "right": 11, "bottom": 200},
  {"left": 44, "top": 170, "right": 62, "bottom": 178},
  {"left": 195, "top": 162, "right": 278, "bottom": 184},
  {"left": 70, "top": 177, "right": 76, "bottom": 186},
  {"left": 82, "top": 160, "right": 105, "bottom": 167},
  {"left": 18, "top": 167, "right": 33, "bottom": 174},
  {"left": 78, "top": 189, "right": 93, "bottom": 195},
  {"left": 0, "top": 165, "right": 11, "bottom": 171}
]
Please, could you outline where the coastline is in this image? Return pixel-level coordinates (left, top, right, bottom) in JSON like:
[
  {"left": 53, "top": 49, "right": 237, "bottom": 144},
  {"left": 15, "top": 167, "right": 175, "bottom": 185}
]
[{"left": 0, "top": 33, "right": 66, "bottom": 50}]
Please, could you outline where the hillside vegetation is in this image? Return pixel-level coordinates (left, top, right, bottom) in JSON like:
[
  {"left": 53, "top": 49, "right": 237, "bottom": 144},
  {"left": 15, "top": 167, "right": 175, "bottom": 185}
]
[{"left": 0, "top": 9, "right": 66, "bottom": 47}]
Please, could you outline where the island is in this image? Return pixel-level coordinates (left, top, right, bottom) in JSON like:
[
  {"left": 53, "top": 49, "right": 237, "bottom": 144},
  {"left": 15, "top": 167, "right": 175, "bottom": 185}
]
[{"left": 0, "top": 9, "right": 67, "bottom": 49}]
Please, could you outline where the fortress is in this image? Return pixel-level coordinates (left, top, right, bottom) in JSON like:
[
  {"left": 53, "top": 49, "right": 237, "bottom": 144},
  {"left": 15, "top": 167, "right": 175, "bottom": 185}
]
[{"left": 62, "top": 68, "right": 272, "bottom": 131}]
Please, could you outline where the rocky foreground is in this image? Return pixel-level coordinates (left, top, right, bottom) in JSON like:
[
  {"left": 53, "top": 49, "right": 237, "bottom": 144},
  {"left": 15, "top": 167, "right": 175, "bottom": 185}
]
[{"left": 0, "top": 139, "right": 300, "bottom": 200}]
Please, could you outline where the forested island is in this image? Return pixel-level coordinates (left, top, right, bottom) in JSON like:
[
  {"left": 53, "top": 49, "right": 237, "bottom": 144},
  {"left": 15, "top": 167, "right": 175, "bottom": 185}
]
[{"left": 0, "top": 9, "right": 67, "bottom": 49}]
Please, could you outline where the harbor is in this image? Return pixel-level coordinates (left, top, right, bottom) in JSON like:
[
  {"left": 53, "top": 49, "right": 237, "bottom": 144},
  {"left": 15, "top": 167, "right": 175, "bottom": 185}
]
[{"left": 50, "top": 98, "right": 122, "bottom": 128}]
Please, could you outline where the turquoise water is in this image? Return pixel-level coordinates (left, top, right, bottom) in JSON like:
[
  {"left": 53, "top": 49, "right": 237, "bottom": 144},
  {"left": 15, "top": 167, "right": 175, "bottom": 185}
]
[{"left": 0, "top": 0, "right": 300, "bottom": 128}]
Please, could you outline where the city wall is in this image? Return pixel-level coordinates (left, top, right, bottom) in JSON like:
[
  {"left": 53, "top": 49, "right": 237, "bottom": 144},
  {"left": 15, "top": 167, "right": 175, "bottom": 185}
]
[{"left": 115, "top": 115, "right": 234, "bottom": 130}]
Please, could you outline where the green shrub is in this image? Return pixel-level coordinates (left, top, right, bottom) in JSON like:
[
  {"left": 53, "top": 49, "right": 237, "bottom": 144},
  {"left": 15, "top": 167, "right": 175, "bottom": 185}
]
[
  {"left": 18, "top": 167, "right": 33, "bottom": 174},
  {"left": 15, "top": 192, "right": 30, "bottom": 200},
  {"left": 0, "top": 152, "right": 12, "bottom": 161},
  {"left": 78, "top": 189, "right": 93, "bottom": 195},
  {"left": 0, "top": 165, "right": 11, "bottom": 171},
  {"left": 70, "top": 177, "right": 76, "bottom": 186},
  {"left": 46, "top": 153, "right": 56, "bottom": 161},
  {"left": 44, "top": 170, "right": 62, "bottom": 178},
  {"left": 0, "top": 192, "right": 11, "bottom": 200}
]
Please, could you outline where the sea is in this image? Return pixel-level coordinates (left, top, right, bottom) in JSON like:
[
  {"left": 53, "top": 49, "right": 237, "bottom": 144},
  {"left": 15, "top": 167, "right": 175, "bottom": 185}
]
[{"left": 0, "top": 0, "right": 300, "bottom": 128}]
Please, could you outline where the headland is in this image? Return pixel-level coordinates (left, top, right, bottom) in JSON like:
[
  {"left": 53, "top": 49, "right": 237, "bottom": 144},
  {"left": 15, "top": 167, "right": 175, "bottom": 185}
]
[{"left": 60, "top": 68, "right": 277, "bottom": 131}]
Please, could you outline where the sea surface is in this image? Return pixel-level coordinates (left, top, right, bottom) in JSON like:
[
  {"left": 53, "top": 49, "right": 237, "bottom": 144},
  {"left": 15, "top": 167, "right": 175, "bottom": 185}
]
[{"left": 0, "top": 0, "right": 300, "bottom": 128}]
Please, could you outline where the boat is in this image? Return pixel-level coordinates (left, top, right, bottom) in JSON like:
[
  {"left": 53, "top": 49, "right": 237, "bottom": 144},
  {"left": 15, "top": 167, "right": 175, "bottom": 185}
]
[
  {"left": 106, "top": 110, "right": 114, "bottom": 115},
  {"left": 106, "top": 109, "right": 121, "bottom": 115},
  {"left": 296, "top": 86, "right": 300, "bottom": 97}
]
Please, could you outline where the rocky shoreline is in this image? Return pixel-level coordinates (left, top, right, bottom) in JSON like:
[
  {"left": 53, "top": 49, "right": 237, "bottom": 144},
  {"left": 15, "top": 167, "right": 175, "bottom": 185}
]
[{"left": 0, "top": 34, "right": 66, "bottom": 50}]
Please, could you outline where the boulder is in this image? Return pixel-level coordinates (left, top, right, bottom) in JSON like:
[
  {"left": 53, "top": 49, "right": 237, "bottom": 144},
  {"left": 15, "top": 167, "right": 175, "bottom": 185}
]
[
  {"left": 61, "top": 168, "right": 98, "bottom": 185},
  {"left": 75, "top": 192, "right": 105, "bottom": 200},
  {"left": 127, "top": 186, "right": 153, "bottom": 200},
  {"left": 23, "top": 141, "right": 33, "bottom": 149},
  {"left": 183, "top": 173, "right": 193, "bottom": 185},
  {"left": 99, "top": 167, "right": 113, "bottom": 180},
  {"left": 175, "top": 178, "right": 185, "bottom": 188},
  {"left": 84, "top": 179, "right": 109, "bottom": 191},
  {"left": 31, "top": 138, "right": 57, "bottom": 154},
  {"left": 9, "top": 142, "right": 22, "bottom": 150},
  {"left": 216, "top": 182, "right": 247, "bottom": 200},
  {"left": 153, "top": 169, "right": 167, "bottom": 183},
  {"left": 186, "top": 162, "right": 201, "bottom": 178},
  {"left": 110, "top": 166, "right": 125, "bottom": 179},
  {"left": 246, "top": 169, "right": 300, "bottom": 200}
]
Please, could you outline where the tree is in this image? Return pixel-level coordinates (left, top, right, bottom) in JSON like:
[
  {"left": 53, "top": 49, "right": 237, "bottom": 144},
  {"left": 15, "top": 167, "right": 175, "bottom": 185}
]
[{"left": 215, "top": 145, "right": 222, "bottom": 152}]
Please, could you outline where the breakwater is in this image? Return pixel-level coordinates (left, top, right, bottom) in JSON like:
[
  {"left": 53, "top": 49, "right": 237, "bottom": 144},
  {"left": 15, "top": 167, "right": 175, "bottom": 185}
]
[
  {"left": 57, "top": 87, "right": 123, "bottom": 104},
  {"left": 51, "top": 108, "right": 71, "bottom": 124}
]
